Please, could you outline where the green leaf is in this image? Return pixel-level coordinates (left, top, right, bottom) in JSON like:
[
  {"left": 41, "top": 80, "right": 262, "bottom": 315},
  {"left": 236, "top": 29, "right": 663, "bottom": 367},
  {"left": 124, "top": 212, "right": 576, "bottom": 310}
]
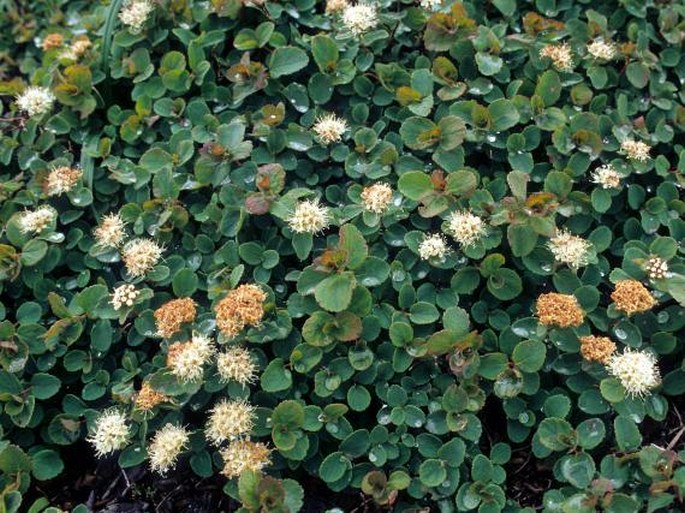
[
  {"left": 319, "top": 452, "right": 351, "bottom": 483},
  {"left": 419, "top": 459, "right": 446, "bottom": 487},
  {"left": 507, "top": 224, "right": 537, "bottom": 257},
  {"left": 31, "top": 449, "right": 64, "bottom": 481},
  {"left": 398, "top": 171, "right": 434, "bottom": 200},
  {"left": 487, "top": 268, "right": 522, "bottom": 300},
  {"left": 614, "top": 416, "right": 642, "bottom": 451},
  {"left": 512, "top": 340, "right": 546, "bottom": 373},
  {"left": 20, "top": 240, "right": 48, "bottom": 266},
  {"left": 488, "top": 99, "right": 520, "bottom": 131},
  {"left": 260, "top": 358, "right": 292, "bottom": 392},
  {"left": 626, "top": 62, "right": 649, "bottom": 89},
  {"left": 172, "top": 268, "right": 199, "bottom": 296},
  {"left": 535, "top": 70, "right": 562, "bottom": 106},
  {"left": 30, "top": 373, "right": 61, "bottom": 400},
  {"left": 537, "top": 418, "right": 576, "bottom": 451},
  {"left": 314, "top": 272, "right": 356, "bottom": 312},
  {"left": 311, "top": 35, "right": 339, "bottom": 73},
  {"left": 560, "top": 453, "right": 595, "bottom": 488},
  {"left": 339, "top": 224, "right": 368, "bottom": 270},
  {"left": 269, "top": 46, "right": 309, "bottom": 78},
  {"left": 600, "top": 378, "right": 626, "bottom": 403}
]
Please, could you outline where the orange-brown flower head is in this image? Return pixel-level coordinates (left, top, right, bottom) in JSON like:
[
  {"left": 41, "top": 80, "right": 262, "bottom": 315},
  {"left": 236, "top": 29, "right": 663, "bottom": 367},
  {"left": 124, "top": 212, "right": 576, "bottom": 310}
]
[
  {"left": 535, "top": 293, "right": 584, "bottom": 328},
  {"left": 611, "top": 280, "right": 656, "bottom": 316},
  {"left": 42, "top": 33, "right": 64, "bottom": 51},
  {"left": 154, "top": 298, "right": 197, "bottom": 338},
  {"left": 134, "top": 382, "right": 167, "bottom": 412},
  {"left": 579, "top": 335, "right": 616, "bottom": 364},
  {"left": 215, "top": 284, "right": 267, "bottom": 338}
]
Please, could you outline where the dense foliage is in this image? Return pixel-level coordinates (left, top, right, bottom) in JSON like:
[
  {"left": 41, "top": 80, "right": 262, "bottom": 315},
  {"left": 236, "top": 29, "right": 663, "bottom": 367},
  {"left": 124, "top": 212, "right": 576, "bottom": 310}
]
[{"left": 1, "top": 0, "right": 685, "bottom": 511}]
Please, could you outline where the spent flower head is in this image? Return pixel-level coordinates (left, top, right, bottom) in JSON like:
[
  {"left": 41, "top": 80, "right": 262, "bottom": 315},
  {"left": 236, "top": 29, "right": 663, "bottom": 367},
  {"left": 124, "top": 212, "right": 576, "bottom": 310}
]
[
  {"left": 611, "top": 280, "right": 656, "bottom": 316},
  {"left": 579, "top": 335, "right": 616, "bottom": 364},
  {"left": 154, "top": 298, "right": 197, "bottom": 338},
  {"left": 215, "top": 284, "right": 267, "bottom": 338},
  {"left": 88, "top": 410, "right": 130, "bottom": 457},
  {"left": 326, "top": 0, "right": 349, "bottom": 13},
  {"left": 535, "top": 293, "right": 584, "bottom": 328},
  {"left": 41, "top": 33, "right": 64, "bottom": 51},
  {"left": 134, "top": 381, "right": 167, "bottom": 412},
  {"left": 607, "top": 349, "right": 660, "bottom": 398}
]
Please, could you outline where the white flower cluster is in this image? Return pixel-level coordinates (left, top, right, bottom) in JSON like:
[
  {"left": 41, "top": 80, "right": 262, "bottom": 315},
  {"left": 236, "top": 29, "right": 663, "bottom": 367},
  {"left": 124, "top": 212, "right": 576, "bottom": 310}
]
[
  {"left": 607, "top": 349, "right": 660, "bottom": 398},
  {"left": 121, "top": 238, "right": 164, "bottom": 277},
  {"left": 216, "top": 347, "right": 258, "bottom": 385},
  {"left": 88, "top": 410, "right": 130, "bottom": 457},
  {"left": 445, "top": 210, "right": 487, "bottom": 248},
  {"left": 341, "top": 3, "right": 378, "bottom": 36},
  {"left": 111, "top": 284, "right": 140, "bottom": 310},
  {"left": 312, "top": 113, "right": 348, "bottom": 145},
  {"left": 591, "top": 164, "right": 621, "bottom": 189},
  {"left": 206, "top": 399, "right": 255, "bottom": 446},
  {"left": 94, "top": 213, "right": 127, "bottom": 248},
  {"left": 645, "top": 256, "right": 668, "bottom": 280},
  {"left": 360, "top": 183, "right": 393, "bottom": 214},
  {"left": 167, "top": 333, "right": 215, "bottom": 382},
  {"left": 621, "top": 139, "right": 651, "bottom": 162},
  {"left": 148, "top": 424, "right": 189, "bottom": 474},
  {"left": 119, "top": 0, "right": 154, "bottom": 33},
  {"left": 547, "top": 229, "right": 592, "bottom": 269},
  {"left": 587, "top": 40, "right": 616, "bottom": 60},
  {"left": 539, "top": 43, "right": 574, "bottom": 72},
  {"left": 418, "top": 234, "right": 448, "bottom": 261},
  {"left": 288, "top": 199, "right": 331, "bottom": 234},
  {"left": 20, "top": 206, "right": 56, "bottom": 234},
  {"left": 16, "top": 86, "right": 55, "bottom": 117},
  {"left": 44, "top": 166, "right": 82, "bottom": 196}
]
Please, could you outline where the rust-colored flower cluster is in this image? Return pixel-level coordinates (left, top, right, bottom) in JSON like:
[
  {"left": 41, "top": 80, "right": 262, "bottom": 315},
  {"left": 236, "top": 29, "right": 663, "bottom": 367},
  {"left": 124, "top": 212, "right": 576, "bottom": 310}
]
[
  {"left": 154, "top": 298, "right": 197, "bottom": 338},
  {"left": 134, "top": 382, "right": 167, "bottom": 412},
  {"left": 579, "top": 335, "right": 616, "bottom": 364},
  {"left": 611, "top": 280, "right": 656, "bottom": 316},
  {"left": 535, "top": 293, "right": 584, "bottom": 328},
  {"left": 215, "top": 284, "right": 267, "bottom": 338}
]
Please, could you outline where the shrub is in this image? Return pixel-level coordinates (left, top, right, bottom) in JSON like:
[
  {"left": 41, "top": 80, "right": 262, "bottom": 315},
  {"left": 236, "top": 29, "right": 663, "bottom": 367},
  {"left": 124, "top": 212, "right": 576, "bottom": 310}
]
[{"left": 1, "top": 0, "right": 685, "bottom": 512}]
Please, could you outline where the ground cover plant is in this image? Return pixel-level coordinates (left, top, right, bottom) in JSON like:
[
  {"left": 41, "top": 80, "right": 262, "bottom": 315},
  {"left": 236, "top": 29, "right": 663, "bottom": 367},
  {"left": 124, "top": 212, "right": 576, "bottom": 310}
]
[{"left": 1, "top": 0, "right": 685, "bottom": 511}]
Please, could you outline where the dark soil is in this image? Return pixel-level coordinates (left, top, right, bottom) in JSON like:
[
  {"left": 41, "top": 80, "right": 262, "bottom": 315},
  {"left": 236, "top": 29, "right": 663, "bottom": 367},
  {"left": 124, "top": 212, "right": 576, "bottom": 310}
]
[{"left": 28, "top": 441, "right": 376, "bottom": 513}]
